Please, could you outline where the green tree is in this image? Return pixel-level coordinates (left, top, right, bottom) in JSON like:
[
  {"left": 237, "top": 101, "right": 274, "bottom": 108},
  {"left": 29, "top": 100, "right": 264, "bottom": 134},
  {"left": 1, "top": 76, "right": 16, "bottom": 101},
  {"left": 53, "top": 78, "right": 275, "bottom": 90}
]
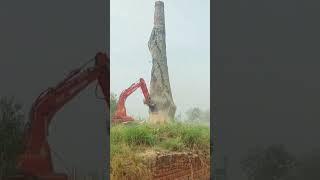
[
  {"left": 0, "top": 96, "right": 25, "bottom": 178},
  {"left": 110, "top": 93, "right": 118, "bottom": 117},
  {"left": 241, "top": 144, "right": 297, "bottom": 180}
]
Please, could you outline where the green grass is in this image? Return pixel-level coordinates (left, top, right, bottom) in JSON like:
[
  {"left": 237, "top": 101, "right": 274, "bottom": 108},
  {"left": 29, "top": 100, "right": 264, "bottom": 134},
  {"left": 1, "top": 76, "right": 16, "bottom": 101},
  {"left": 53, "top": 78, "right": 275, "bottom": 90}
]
[
  {"left": 111, "top": 121, "right": 209, "bottom": 152},
  {"left": 110, "top": 121, "right": 210, "bottom": 179},
  {"left": 110, "top": 143, "right": 152, "bottom": 180},
  {"left": 158, "top": 137, "right": 185, "bottom": 151}
]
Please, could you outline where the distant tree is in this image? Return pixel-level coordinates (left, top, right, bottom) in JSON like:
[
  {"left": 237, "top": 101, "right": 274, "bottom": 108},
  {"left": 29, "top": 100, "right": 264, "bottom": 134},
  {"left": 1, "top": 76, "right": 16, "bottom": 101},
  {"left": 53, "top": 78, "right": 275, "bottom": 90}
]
[
  {"left": 185, "top": 107, "right": 210, "bottom": 123},
  {"left": 110, "top": 93, "right": 118, "bottom": 117},
  {"left": 241, "top": 144, "right": 297, "bottom": 180},
  {"left": 175, "top": 111, "right": 182, "bottom": 121},
  {"left": 185, "top": 107, "right": 202, "bottom": 122},
  {"left": 0, "top": 96, "right": 25, "bottom": 178},
  {"left": 201, "top": 109, "right": 210, "bottom": 122},
  {"left": 285, "top": 148, "right": 320, "bottom": 179}
]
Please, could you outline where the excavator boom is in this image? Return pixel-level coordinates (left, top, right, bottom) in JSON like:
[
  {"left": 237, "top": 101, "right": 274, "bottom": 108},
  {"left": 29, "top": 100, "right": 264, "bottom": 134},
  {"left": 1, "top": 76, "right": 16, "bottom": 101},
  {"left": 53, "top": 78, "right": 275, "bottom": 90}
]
[
  {"left": 112, "top": 78, "right": 155, "bottom": 123},
  {"left": 11, "top": 52, "right": 109, "bottom": 180}
]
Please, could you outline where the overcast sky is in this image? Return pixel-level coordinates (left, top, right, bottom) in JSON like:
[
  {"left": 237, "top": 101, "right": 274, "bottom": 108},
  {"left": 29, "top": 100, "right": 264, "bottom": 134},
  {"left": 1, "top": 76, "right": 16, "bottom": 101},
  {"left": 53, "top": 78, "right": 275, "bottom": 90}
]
[{"left": 110, "top": 0, "right": 210, "bottom": 118}]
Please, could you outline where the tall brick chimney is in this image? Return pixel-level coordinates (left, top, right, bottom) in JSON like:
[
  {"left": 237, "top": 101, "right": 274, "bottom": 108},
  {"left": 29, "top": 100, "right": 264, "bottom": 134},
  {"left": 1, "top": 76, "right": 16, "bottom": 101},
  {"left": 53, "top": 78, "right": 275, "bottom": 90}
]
[
  {"left": 154, "top": 1, "right": 165, "bottom": 28},
  {"left": 148, "top": 1, "right": 176, "bottom": 122}
]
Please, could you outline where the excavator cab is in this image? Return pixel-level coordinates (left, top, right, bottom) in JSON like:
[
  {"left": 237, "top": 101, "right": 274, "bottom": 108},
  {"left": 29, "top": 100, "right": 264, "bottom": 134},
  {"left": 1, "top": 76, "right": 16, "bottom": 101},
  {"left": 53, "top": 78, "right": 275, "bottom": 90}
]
[{"left": 112, "top": 78, "right": 156, "bottom": 123}]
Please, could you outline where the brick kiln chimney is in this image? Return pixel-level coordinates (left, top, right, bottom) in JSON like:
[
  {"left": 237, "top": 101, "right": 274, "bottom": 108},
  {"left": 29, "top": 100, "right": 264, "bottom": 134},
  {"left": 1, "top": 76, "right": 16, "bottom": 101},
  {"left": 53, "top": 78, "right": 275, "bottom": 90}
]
[{"left": 148, "top": 1, "right": 176, "bottom": 123}]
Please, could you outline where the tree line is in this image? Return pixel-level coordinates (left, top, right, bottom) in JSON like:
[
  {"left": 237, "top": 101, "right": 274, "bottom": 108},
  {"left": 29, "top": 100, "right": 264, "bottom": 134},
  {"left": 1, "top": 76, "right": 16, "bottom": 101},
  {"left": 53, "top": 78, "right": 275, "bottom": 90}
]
[
  {"left": 0, "top": 96, "right": 25, "bottom": 178},
  {"left": 241, "top": 144, "right": 320, "bottom": 179}
]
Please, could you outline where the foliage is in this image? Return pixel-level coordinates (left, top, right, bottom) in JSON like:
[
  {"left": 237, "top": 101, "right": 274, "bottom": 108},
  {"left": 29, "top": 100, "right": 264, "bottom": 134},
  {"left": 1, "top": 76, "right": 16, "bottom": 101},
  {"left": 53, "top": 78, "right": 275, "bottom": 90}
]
[
  {"left": 241, "top": 144, "right": 297, "bottom": 180},
  {"left": 110, "top": 92, "right": 118, "bottom": 117},
  {"left": 284, "top": 148, "right": 320, "bottom": 180},
  {"left": 185, "top": 107, "right": 201, "bottom": 122},
  {"left": 111, "top": 122, "right": 210, "bottom": 152},
  {"left": 180, "top": 125, "right": 210, "bottom": 150},
  {"left": 158, "top": 138, "right": 184, "bottom": 151},
  {"left": 185, "top": 107, "right": 210, "bottom": 124},
  {"left": 0, "top": 96, "right": 25, "bottom": 178},
  {"left": 124, "top": 124, "right": 156, "bottom": 146}
]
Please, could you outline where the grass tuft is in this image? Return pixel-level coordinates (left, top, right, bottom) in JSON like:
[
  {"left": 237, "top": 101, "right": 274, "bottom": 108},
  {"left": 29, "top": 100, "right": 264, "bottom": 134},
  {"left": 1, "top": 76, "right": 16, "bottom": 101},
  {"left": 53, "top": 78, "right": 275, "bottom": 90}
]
[
  {"left": 158, "top": 137, "right": 185, "bottom": 151},
  {"left": 123, "top": 124, "right": 156, "bottom": 146},
  {"left": 111, "top": 143, "right": 152, "bottom": 180}
]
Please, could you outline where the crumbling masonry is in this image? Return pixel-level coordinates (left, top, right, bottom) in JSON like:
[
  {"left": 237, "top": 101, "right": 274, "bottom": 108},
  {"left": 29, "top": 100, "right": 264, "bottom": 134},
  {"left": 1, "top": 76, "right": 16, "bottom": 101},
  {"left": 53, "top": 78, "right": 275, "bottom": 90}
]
[{"left": 148, "top": 1, "right": 176, "bottom": 122}]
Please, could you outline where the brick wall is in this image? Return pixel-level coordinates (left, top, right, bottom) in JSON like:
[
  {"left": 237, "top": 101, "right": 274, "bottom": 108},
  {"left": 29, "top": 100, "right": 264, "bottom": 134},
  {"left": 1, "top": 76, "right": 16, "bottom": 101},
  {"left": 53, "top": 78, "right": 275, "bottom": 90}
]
[{"left": 150, "top": 152, "right": 210, "bottom": 180}]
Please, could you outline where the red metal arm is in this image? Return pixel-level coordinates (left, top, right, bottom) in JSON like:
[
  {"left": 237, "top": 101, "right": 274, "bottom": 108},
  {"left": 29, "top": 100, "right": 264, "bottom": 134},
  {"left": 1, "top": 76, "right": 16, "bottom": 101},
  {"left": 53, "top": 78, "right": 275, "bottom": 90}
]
[
  {"left": 112, "top": 78, "right": 151, "bottom": 123},
  {"left": 139, "top": 78, "right": 151, "bottom": 101},
  {"left": 17, "top": 52, "right": 109, "bottom": 179}
]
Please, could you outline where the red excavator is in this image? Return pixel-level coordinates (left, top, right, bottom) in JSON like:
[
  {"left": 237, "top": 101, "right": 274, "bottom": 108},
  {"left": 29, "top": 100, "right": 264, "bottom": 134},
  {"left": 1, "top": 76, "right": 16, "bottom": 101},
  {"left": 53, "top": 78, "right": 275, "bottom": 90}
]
[
  {"left": 112, "top": 78, "right": 156, "bottom": 123},
  {"left": 9, "top": 52, "right": 109, "bottom": 180}
]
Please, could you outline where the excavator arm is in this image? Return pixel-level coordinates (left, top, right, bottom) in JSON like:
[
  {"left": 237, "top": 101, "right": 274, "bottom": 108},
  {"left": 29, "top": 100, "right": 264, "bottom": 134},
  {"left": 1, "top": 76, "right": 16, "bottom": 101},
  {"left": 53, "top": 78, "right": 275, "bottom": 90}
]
[
  {"left": 112, "top": 78, "right": 155, "bottom": 123},
  {"left": 13, "top": 52, "right": 109, "bottom": 180}
]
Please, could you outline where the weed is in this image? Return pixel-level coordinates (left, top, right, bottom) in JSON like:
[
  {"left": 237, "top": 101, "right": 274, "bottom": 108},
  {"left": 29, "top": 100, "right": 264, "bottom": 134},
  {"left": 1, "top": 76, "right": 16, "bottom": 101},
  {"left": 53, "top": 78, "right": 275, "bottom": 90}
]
[
  {"left": 181, "top": 124, "right": 210, "bottom": 150},
  {"left": 123, "top": 124, "right": 156, "bottom": 146},
  {"left": 159, "top": 137, "right": 185, "bottom": 151},
  {"left": 111, "top": 143, "right": 152, "bottom": 180}
]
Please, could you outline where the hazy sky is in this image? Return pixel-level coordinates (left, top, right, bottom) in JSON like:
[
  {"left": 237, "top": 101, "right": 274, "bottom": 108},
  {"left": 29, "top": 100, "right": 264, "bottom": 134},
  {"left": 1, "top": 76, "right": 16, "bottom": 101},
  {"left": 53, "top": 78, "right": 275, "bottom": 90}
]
[{"left": 110, "top": 0, "right": 210, "bottom": 118}]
